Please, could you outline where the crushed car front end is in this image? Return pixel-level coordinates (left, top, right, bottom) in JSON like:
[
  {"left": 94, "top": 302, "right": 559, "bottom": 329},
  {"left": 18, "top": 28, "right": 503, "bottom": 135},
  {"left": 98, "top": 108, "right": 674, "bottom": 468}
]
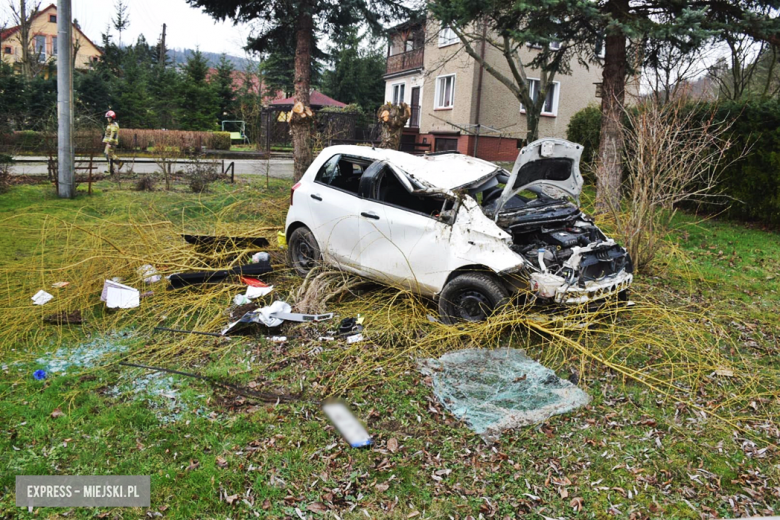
[{"left": 476, "top": 138, "right": 634, "bottom": 305}]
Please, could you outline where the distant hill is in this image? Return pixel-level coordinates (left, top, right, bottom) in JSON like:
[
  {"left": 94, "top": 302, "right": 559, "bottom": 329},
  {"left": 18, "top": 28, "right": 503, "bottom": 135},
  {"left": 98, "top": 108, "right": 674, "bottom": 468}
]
[{"left": 167, "top": 47, "right": 258, "bottom": 70}]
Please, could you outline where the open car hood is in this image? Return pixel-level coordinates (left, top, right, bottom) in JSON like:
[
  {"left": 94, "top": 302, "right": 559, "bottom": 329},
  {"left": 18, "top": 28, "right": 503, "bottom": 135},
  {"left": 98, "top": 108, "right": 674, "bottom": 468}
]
[{"left": 494, "top": 138, "right": 584, "bottom": 213}]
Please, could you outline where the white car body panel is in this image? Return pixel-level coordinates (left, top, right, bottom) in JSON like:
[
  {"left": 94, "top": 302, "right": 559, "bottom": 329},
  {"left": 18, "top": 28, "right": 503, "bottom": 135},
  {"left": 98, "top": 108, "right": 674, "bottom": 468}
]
[
  {"left": 495, "top": 138, "right": 585, "bottom": 212},
  {"left": 286, "top": 142, "right": 631, "bottom": 303}
]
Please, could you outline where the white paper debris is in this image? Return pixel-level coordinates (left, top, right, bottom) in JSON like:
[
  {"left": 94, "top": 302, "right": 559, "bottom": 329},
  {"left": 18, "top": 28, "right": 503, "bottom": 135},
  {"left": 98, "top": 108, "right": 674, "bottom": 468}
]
[
  {"left": 233, "top": 284, "right": 273, "bottom": 306},
  {"left": 251, "top": 252, "right": 270, "bottom": 263},
  {"left": 32, "top": 290, "right": 54, "bottom": 305},
  {"left": 138, "top": 264, "right": 161, "bottom": 283},
  {"left": 101, "top": 280, "right": 140, "bottom": 309},
  {"left": 245, "top": 284, "right": 273, "bottom": 299},
  {"left": 346, "top": 333, "right": 364, "bottom": 344}
]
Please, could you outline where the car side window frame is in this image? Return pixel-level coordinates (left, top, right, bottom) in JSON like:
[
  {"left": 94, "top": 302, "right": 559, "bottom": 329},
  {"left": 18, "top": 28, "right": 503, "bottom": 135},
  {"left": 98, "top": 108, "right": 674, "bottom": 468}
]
[
  {"left": 365, "top": 164, "right": 455, "bottom": 224},
  {"left": 314, "top": 154, "right": 373, "bottom": 197}
]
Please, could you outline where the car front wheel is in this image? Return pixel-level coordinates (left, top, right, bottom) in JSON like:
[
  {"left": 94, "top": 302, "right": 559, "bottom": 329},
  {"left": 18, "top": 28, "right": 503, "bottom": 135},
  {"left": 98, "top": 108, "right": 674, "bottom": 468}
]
[
  {"left": 438, "top": 272, "right": 510, "bottom": 324},
  {"left": 288, "top": 226, "right": 321, "bottom": 276}
]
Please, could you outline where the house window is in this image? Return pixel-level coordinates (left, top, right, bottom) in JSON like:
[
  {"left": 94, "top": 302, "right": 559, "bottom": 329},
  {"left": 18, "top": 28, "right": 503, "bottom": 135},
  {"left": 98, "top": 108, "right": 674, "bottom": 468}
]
[
  {"left": 405, "top": 35, "right": 414, "bottom": 52},
  {"left": 392, "top": 83, "right": 405, "bottom": 105},
  {"left": 49, "top": 14, "right": 57, "bottom": 23},
  {"left": 438, "top": 26, "right": 458, "bottom": 47},
  {"left": 434, "top": 74, "right": 455, "bottom": 109},
  {"left": 52, "top": 36, "right": 57, "bottom": 56},
  {"left": 34, "top": 35, "right": 46, "bottom": 62},
  {"left": 520, "top": 79, "right": 560, "bottom": 116},
  {"left": 435, "top": 138, "right": 458, "bottom": 152},
  {"left": 549, "top": 41, "right": 561, "bottom": 50},
  {"left": 3, "top": 47, "right": 12, "bottom": 55}
]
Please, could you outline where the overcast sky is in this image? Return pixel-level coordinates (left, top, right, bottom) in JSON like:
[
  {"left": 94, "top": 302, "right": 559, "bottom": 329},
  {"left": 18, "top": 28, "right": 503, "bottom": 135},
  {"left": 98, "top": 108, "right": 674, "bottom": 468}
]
[{"left": 2, "top": 0, "right": 255, "bottom": 57}]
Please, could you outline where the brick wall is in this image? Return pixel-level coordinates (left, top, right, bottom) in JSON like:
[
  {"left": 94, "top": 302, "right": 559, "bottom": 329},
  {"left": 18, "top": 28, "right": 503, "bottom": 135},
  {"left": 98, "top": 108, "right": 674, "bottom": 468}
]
[{"left": 413, "top": 133, "right": 521, "bottom": 163}]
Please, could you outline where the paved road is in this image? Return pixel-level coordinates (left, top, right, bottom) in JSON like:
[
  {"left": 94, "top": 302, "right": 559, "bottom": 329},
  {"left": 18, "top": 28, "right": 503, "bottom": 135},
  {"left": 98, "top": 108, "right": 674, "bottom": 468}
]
[{"left": 11, "top": 156, "right": 295, "bottom": 180}]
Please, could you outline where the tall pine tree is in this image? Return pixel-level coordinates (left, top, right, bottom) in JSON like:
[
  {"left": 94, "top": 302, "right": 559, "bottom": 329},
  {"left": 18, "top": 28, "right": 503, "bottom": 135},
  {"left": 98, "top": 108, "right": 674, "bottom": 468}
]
[
  {"left": 179, "top": 49, "right": 219, "bottom": 130},
  {"left": 186, "top": 0, "right": 416, "bottom": 181}
]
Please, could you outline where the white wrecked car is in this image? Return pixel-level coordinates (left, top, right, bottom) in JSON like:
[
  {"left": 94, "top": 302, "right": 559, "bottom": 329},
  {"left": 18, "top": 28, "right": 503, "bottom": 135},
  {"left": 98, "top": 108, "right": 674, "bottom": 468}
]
[{"left": 284, "top": 138, "right": 633, "bottom": 323}]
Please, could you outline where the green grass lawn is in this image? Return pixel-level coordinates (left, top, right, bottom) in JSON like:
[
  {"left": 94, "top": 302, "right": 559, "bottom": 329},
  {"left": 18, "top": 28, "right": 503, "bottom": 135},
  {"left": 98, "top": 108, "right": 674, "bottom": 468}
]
[{"left": 1, "top": 179, "right": 779, "bottom": 519}]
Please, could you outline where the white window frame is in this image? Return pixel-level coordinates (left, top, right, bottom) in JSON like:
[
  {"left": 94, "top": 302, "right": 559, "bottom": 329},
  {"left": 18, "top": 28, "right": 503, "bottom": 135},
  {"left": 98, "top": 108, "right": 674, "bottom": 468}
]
[
  {"left": 438, "top": 26, "right": 458, "bottom": 48},
  {"left": 549, "top": 41, "right": 561, "bottom": 50},
  {"left": 391, "top": 82, "right": 406, "bottom": 105},
  {"left": 520, "top": 78, "right": 560, "bottom": 117},
  {"left": 434, "top": 74, "right": 456, "bottom": 109}
]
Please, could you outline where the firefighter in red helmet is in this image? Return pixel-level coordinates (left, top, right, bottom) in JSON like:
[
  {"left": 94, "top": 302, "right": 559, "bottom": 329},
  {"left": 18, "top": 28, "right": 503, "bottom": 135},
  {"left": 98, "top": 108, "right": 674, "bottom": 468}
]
[{"left": 103, "top": 110, "right": 123, "bottom": 174}]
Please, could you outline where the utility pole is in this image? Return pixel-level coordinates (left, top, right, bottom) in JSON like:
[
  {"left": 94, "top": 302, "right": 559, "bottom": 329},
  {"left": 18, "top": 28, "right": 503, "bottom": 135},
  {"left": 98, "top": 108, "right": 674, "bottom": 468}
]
[
  {"left": 158, "top": 23, "right": 166, "bottom": 69},
  {"left": 57, "top": 0, "right": 74, "bottom": 198}
]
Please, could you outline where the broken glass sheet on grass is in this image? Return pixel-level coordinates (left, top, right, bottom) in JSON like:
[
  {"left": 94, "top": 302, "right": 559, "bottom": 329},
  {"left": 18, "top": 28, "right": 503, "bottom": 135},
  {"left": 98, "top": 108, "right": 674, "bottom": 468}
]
[
  {"left": 36, "top": 331, "right": 135, "bottom": 375},
  {"left": 419, "top": 348, "right": 590, "bottom": 440},
  {"left": 106, "top": 371, "right": 209, "bottom": 424}
]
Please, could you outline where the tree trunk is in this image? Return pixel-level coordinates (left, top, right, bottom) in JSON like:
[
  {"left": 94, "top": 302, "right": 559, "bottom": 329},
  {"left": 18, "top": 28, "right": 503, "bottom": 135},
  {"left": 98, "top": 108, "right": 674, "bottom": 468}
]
[
  {"left": 525, "top": 110, "right": 539, "bottom": 142},
  {"left": 377, "top": 102, "right": 411, "bottom": 150},
  {"left": 290, "top": 10, "right": 313, "bottom": 183},
  {"left": 595, "top": 9, "right": 628, "bottom": 213},
  {"left": 17, "top": 0, "right": 33, "bottom": 80}
]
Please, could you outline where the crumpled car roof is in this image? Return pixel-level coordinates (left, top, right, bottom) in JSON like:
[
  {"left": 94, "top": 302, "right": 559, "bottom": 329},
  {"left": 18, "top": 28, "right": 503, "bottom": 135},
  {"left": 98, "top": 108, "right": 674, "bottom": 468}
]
[{"left": 321, "top": 145, "right": 499, "bottom": 190}]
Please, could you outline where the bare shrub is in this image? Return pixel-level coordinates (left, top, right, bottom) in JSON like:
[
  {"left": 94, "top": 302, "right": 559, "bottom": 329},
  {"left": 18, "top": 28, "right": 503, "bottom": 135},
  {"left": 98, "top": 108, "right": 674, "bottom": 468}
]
[
  {"left": 185, "top": 154, "right": 221, "bottom": 193},
  {"left": 134, "top": 175, "right": 156, "bottom": 192},
  {"left": 610, "top": 100, "right": 746, "bottom": 271},
  {"left": 153, "top": 133, "right": 185, "bottom": 190},
  {"left": 0, "top": 155, "right": 13, "bottom": 194}
]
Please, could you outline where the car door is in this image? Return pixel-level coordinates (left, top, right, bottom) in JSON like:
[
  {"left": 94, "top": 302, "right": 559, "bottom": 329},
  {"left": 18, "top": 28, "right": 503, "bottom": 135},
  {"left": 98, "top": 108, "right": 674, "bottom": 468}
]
[
  {"left": 306, "top": 154, "right": 372, "bottom": 270},
  {"left": 356, "top": 163, "right": 453, "bottom": 296}
]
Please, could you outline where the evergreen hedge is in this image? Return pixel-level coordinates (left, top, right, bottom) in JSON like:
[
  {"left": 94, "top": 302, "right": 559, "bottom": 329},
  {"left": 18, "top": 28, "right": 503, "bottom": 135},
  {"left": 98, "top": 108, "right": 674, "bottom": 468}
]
[{"left": 566, "top": 101, "right": 780, "bottom": 226}]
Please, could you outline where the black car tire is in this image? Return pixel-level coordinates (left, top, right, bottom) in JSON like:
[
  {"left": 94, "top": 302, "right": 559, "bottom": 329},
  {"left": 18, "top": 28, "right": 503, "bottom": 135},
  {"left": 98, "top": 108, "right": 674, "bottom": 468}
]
[
  {"left": 288, "top": 226, "right": 321, "bottom": 277},
  {"left": 438, "top": 272, "right": 510, "bottom": 324}
]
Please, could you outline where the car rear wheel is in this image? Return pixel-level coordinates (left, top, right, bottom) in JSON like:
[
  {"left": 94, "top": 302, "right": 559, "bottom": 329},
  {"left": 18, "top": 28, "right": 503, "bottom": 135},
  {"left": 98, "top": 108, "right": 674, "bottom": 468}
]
[
  {"left": 288, "top": 226, "right": 321, "bottom": 276},
  {"left": 438, "top": 272, "right": 510, "bottom": 324}
]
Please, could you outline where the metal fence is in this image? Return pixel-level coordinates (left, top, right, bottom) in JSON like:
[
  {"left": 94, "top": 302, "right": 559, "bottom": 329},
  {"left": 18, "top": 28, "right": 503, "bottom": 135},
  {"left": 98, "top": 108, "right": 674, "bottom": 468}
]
[{"left": 257, "top": 108, "right": 380, "bottom": 151}]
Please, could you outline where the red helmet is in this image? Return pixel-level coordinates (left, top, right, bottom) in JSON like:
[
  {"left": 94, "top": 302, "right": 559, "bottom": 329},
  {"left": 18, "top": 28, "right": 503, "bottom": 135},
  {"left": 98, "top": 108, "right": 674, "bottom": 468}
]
[{"left": 105, "top": 110, "right": 116, "bottom": 119}]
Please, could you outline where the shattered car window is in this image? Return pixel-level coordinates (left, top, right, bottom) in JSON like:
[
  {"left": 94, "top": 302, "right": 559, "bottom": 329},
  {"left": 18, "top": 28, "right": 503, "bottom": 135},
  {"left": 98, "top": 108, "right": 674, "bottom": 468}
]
[
  {"left": 373, "top": 166, "right": 449, "bottom": 219},
  {"left": 315, "top": 154, "right": 371, "bottom": 195}
]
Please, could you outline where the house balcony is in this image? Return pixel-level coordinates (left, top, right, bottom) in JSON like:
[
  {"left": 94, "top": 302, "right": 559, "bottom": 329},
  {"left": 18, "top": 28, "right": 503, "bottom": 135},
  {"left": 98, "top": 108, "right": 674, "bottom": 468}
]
[{"left": 386, "top": 48, "right": 424, "bottom": 75}]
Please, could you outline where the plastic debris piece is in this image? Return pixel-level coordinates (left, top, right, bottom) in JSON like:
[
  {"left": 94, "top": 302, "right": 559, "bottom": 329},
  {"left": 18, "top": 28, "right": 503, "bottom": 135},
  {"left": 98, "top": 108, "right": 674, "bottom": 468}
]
[
  {"left": 269, "top": 311, "right": 333, "bottom": 323},
  {"left": 181, "top": 234, "right": 269, "bottom": 249},
  {"left": 32, "top": 290, "right": 54, "bottom": 305},
  {"left": 277, "top": 231, "right": 287, "bottom": 248},
  {"left": 338, "top": 317, "right": 363, "bottom": 336},
  {"left": 33, "top": 369, "right": 47, "bottom": 380},
  {"left": 419, "top": 348, "right": 590, "bottom": 441},
  {"left": 241, "top": 277, "right": 269, "bottom": 288},
  {"left": 101, "top": 280, "right": 140, "bottom": 309},
  {"left": 138, "top": 264, "right": 161, "bottom": 283},
  {"left": 233, "top": 294, "right": 252, "bottom": 306},
  {"left": 169, "top": 261, "right": 272, "bottom": 289},
  {"left": 268, "top": 336, "right": 287, "bottom": 343},
  {"left": 322, "top": 402, "right": 372, "bottom": 448},
  {"left": 346, "top": 333, "right": 364, "bottom": 344},
  {"left": 355, "top": 315, "right": 365, "bottom": 325},
  {"left": 51, "top": 281, "right": 70, "bottom": 289},
  {"left": 251, "top": 252, "right": 270, "bottom": 264},
  {"left": 222, "top": 301, "right": 292, "bottom": 334}
]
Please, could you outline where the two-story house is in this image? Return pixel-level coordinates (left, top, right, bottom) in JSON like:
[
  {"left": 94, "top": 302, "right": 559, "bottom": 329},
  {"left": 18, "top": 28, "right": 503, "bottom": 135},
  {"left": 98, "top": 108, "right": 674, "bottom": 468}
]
[
  {"left": 1, "top": 4, "right": 102, "bottom": 71},
  {"left": 383, "top": 18, "right": 603, "bottom": 162}
]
